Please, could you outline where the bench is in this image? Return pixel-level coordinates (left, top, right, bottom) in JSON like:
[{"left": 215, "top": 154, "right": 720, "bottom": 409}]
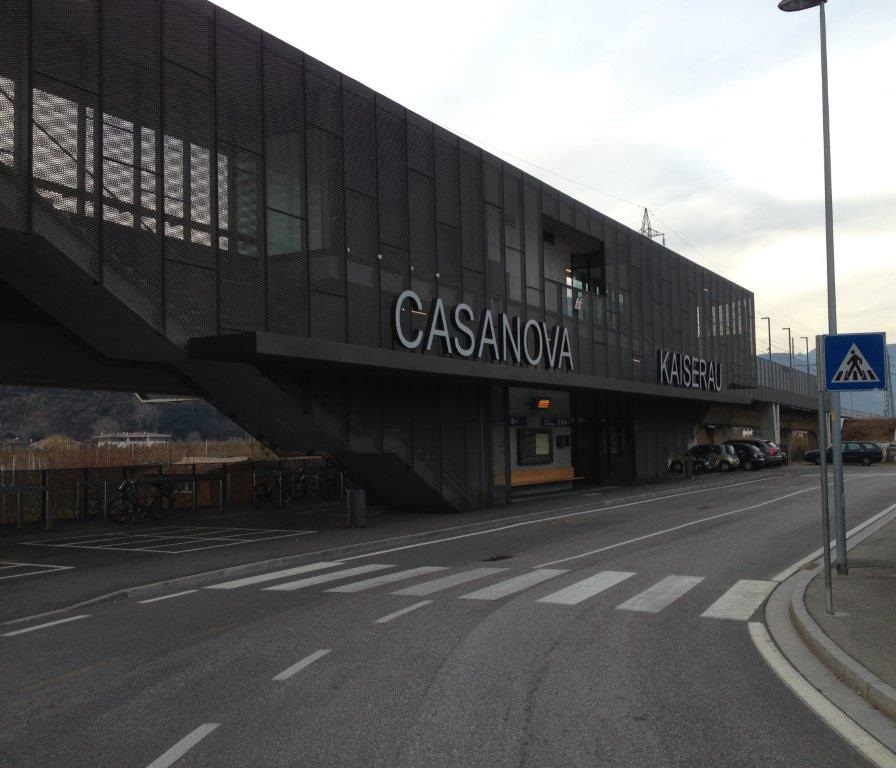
[{"left": 510, "top": 466, "right": 576, "bottom": 487}]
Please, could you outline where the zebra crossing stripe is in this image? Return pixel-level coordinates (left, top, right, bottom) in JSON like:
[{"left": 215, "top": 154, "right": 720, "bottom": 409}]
[
  {"left": 392, "top": 567, "right": 509, "bottom": 596},
  {"left": 616, "top": 575, "right": 704, "bottom": 613},
  {"left": 460, "top": 569, "right": 567, "bottom": 600},
  {"left": 700, "top": 580, "right": 776, "bottom": 620},
  {"left": 326, "top": 567, "right": 447, "bottom": 593},
  {"left": 537, "top": 571, "right": 636, "bottom": 606},
  {"left": 263, "top": 564, "right": 394, "bottom": 591},
  {"left": 205, "top": 561, "right": 344, "bottom": 589}
]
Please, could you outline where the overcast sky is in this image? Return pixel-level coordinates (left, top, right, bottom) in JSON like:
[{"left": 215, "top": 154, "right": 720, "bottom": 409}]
[{"left": 218, "top": 0, "right": 896, "bottom": 359}]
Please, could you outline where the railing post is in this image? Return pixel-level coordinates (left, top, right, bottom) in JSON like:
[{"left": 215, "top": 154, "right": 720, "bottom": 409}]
[
  {"left": 42, "top": 469, "right": 52, "bottom": 532},
  {"left": 16, "top": 491, "right": 23, "bottom": 530},
  {"left": 103, "top": 480, "right": 109, "bottom": 522},
  {"left": 191, "top": 464, "right": 197, "bottom": 515}
]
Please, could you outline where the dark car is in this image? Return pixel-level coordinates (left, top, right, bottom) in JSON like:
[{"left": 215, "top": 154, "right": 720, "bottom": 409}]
[
  {"left": 723, "top": 438, "right": 785, "bottom": 467},
  {"left": 804, "top": 442, "right": 884, "bottom": 466},
  {"left": 669, "top": 444, "right": 739, "bottom": 473},
  {"left": 729, "top": 442, "right": 766, "bottom": 471}
]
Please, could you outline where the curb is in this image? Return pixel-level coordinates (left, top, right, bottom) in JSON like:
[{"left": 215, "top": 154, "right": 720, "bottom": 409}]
[
  {"left": 790, "top": 571, "right": 896, "bottom": 723},
  {"left": 787, "top": 503, "right": 896, "bottom": 725}
]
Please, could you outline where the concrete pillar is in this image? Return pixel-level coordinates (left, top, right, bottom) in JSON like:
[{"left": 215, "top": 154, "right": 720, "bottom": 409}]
[{"left": 756, "top": 402, "right": 781, "bottom": 444}]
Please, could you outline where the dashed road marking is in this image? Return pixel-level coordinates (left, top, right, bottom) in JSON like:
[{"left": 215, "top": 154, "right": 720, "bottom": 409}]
[
  {"left": 138, "top": 589, "right": 199, "bottom": 605},
  {"left": 375, "top": 601, "right": 432, "bottom": 624},
  {"left": 145, "top": 723, "right": 220, "bottom": 768},
  {"left": 2, "top": 614, "right": 90, "bottom": 637},
  {"left": 272, "top": 649, "right": 331, "bottom": 681}
]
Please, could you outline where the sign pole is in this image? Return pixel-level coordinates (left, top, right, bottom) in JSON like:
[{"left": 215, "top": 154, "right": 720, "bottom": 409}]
[{"left": 816, "top": 336, "right": 834, "bottom": 614}]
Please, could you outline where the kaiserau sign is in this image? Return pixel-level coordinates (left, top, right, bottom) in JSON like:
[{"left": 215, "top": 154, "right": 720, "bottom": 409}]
[
  {"left": 393, "top": 290, "right": 573, "bottom": 371},
  {"left": 656, "top": 348, "right": 722, "bottom": 392}
]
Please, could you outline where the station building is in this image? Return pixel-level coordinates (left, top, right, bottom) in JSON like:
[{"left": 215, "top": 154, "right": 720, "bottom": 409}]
[{"left": 0, "top": 0, "right": 819, "bottom": 512}]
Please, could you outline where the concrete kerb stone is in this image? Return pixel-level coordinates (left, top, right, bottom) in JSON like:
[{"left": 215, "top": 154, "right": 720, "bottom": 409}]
[
  {"left": 789, "top": 571, "right": 896, "bottom": 723},
  {"left": 785, "top": 503, "right": 896, "bottom": 725},
  {"left": 1, "top": 469, "right": 793, "bottom": 626}
]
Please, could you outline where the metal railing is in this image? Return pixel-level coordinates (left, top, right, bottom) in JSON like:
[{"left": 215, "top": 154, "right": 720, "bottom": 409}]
[{"left": 0, "top": 457, "right": 344, "bottom": 530}]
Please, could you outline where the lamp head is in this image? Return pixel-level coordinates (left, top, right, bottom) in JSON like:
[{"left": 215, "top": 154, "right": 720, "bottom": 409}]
[{"left": 778, "top": 0, "right": 824, "bottom": 11}]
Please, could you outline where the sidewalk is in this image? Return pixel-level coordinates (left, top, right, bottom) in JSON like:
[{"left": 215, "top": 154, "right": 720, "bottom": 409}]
[
  {"left": 0, "top": 468, "right": 771, "bottom": 624},
  {"left": 799, "top": 514, "right": 896, "bottom": 721}
]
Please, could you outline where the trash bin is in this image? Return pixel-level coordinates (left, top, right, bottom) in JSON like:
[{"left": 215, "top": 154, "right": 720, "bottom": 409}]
[{"left": 346, "top": 489, "right": 366, "bottom": 528}]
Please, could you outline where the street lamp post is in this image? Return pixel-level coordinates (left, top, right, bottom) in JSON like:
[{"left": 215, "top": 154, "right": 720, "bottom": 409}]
[
  {"left": 800, "top": 336, "right": 810, "bottom": 373},
  {"left": 783, "top": 327, "right": 793, "bottom": 368},
  {"left": 778, "top": 0, "right": 847, "bottom": 575},
  {"left": 761, "top": 316, "right": 772, "bottom": 362}
]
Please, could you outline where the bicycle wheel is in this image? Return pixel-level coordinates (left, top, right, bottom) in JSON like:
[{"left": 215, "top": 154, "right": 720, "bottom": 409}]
[
  {"left": 149, "top": 492, "right": 174, "bottom": 521},
  {"left": 318, "top": 478, "right": 336, "bottom": 500},
  {"left": 107, "top": 494, "right": 134, "bottom": 523},
  {"left": 251, "top": 482, "right": 269, "bottom": 508},
  {"left": 292, "top": 478, "right": 307, "bottom": 500}
]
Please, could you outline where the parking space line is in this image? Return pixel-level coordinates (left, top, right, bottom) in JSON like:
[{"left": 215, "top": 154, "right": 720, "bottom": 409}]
[
  {"left": 2, "top": 614, "right": 90, "bottom": 637},
  {"left": 145, "top": 723, "right": 220, "bottom": 768},
  {"left": 272, "top": 649, "right": 331, "bottom": 681},
  {"left": 375, "top": 601, "right": 432, "bottom": 624},
  {"left": 138, "top": 590, "right": 199, "bottom": 604}
]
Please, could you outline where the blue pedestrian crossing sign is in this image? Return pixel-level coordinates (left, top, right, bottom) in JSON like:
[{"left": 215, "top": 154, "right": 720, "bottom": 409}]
[{"left": 823, "top": 332, "right": 888, "bottom": 391}]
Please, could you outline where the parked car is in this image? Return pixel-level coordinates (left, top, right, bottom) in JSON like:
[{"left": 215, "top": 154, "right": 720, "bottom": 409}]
[
  {"left": 804, "top": 442, "right": 884, "bottom": 466},
  {"left": 668, "top": 444, "right": 740, "bottom": 473},
  {"left": 723, "top": 438, "right": 785, "bottom": 467},
  {"left": 667, "top": 452, "right": 714, "bottom": 474},
  {"left": 728, "top": 442, "right": 766, "bottom": 471}
]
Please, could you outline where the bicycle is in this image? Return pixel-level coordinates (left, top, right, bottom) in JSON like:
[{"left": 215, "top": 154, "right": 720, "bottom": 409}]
[
  {"left": 290, "top": 471, "right": 337, "bottom": 501},
  {"left": 107, "top": 479, "right": 174, "bottom": 522},
  {"left": 251, "top": 475, "right": 288, "bottom": 508}
]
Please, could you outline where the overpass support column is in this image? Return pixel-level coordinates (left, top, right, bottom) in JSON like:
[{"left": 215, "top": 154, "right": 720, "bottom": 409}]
[{"left": 757, "top": 402, "right": 781, "bottom": 443}]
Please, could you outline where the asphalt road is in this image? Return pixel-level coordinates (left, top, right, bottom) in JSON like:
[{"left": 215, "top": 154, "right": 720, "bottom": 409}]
[{"left": 3, "top": 466, "right": 894, "bottom": 767}]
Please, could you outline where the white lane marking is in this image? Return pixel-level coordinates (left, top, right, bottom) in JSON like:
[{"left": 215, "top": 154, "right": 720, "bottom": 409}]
[
  {"left": 537, "top": 486, "right": 817, "bottom": 568},
  {"left": 337, "top": 476, "right": 781, "bottom": 565},
  {"left": 138, "top": 589, "right": 199, "bottom": 605},
  {"left": 749, "top": 622, "right": 896, "bottom": 768},
  {"left": 616, "top": 575, "right": 704, "bottom": 613},
  {"left": 771, "top": 500, "right": 896, "bottom": 582},
  {"left": 375, "top": 600, "right": 432, "bottom": 624},
  {"left": 537, "top": 570, "right": 636, "bottom": 606},
  {"left": 264, "top": 564, "right": 394, "bottom": 592},
  {"left": 2, "top": 614, "right": 90, "bottom": 637},
  {"left": 205, "top": 561, "right": 343, "bottom": 590},
  {"left": 145, "top": 723, "right": 220, "bottom": 768},
  {"left": 0, "top": 561, "right": 74, "bottom": 581},
  {"left": 392, "top": 567, "right": 510, "bottom": 596},
  {"left": 460, "top": 569, "right": 568, "bottom": 600},
  {"left": 700, "top": 580, "right": 776, "bottom": 620},
  {"left": 272, "top": 649, "right": 331, "bottom": 681},
  {"left": 325, "top": 567, "right": 447, "bottom": 593}
]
